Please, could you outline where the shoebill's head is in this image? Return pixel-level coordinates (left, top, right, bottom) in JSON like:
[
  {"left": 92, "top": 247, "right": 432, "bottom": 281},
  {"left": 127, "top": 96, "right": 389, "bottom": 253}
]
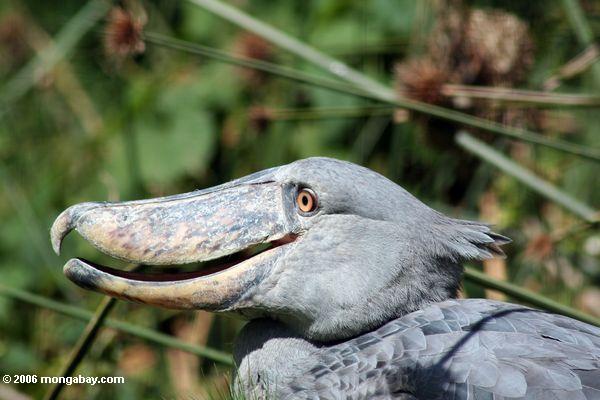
[{"left": 51, "top": 157, "right": 508, "bottom": 341}]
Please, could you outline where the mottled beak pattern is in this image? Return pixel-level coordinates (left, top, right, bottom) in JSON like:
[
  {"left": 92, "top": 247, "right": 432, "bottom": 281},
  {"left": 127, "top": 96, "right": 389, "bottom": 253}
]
[{"left": 51, "top": 176, "right": 298, "bottom": 311}]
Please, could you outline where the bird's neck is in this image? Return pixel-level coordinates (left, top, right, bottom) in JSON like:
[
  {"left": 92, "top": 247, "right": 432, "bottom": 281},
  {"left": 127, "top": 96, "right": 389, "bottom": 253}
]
[
  {"left": 320, "top": 258, "right": 464, "bottom": 339},
  {"left": 233, "top": 319, "right": 321, "bottom": 397}
]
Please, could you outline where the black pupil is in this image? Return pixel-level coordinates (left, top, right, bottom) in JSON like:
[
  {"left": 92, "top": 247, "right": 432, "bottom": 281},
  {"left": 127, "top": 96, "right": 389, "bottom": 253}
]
[{"left": 302, "top": 194, "right": 309, "bottom": 206}]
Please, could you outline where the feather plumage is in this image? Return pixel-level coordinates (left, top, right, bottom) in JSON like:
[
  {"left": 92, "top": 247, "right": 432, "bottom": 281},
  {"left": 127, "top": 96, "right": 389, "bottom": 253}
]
[{"left": 236, "top": 299, "right": 600, "bottom": 399}]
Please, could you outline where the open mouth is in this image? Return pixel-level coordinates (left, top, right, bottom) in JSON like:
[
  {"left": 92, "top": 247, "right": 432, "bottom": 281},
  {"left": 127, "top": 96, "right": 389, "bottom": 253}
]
[
  {"left": 73, "top": 234, "right": 298, "bottom": 283},
  {"left": 50, "top": 178, "right": 298, "bottom": 310}
]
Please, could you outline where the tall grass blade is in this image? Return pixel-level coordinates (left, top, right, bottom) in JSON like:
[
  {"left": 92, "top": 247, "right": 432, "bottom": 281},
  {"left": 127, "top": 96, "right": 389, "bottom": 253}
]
[
  {"left": 0, "top": 284, "right": 234, "bottom": 365},
  {"left": 0, "top": 0, "right": 109, "bottom": 118},
  {"left": 187, "top": 0, "right": 395, "bottom": 101},
  {"left": 543, "top": 45, "right": 600, "bottom": 91},
  {"left": 441, "top": 84, "right": 600, "bottom": 107},
  {"left": 267, "top": 105, "right": 395, "bottom": 120},
  {"left": 465, "top": 267, "right": 600, "bottom": 327},
  {"left": 146, "top": 32, "right": 600, "bottom": 162},
  {"left": 43, "top": 296, "right": 117, "bottom": 400},
  {"left": 561, "top": 0, "right": 600, "bottom": 87},
  {"left": 185, "top": 0, "right": 600, "bottom": 163},
  {"left": 143, "top": 32, "right": 367, "bottom": 99},
  {"left": 456, "top": 131, "right": 598, "bottom": 223}
]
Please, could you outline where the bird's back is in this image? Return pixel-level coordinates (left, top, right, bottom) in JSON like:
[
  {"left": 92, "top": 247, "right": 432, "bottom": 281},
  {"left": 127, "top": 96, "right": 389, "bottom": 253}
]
[{"left": 235, "top": 299, "right": 600, "bottom": 399}]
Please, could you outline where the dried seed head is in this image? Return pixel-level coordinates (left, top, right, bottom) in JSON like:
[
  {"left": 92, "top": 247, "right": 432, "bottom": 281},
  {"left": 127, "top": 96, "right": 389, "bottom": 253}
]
[
  {"left": 465, "top": 9, "right": 533, "bottom": 85},
  {"left": 428, "top": 7, "right": 480, "bottom": 83},
  {"left": 104, "top": 7, "right": 146, "bottom": 59},
  {"left": 427, "top": 7, "right": 533, "bottom": 86},
  {"left": 236, "top": 33, "right": 273, "bottom": 62},
  {"left": 234, "top": 33, "right": 275, "bottom": 87},
  {"left": 395, "top": 57, "right": 449, "bottom": 104},
  {"left": 395, "top": 4, "right": 536, "bottom": 132}
]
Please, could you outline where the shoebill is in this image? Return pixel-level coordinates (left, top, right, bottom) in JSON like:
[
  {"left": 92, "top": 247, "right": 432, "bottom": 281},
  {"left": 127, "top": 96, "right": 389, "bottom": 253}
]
[{"left": 51, "top": 157, "right": 600, "bottom": 399}]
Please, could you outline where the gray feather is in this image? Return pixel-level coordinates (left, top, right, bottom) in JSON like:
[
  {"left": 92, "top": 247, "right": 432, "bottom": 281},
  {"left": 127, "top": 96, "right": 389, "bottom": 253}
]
[{"left": 235, "top": 299, "right": 600, "bottom": 399}]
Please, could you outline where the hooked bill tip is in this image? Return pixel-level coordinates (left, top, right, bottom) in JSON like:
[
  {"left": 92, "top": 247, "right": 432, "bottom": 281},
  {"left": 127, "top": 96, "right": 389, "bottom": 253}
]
[
  {"left": 50, "top": 202, "right": 100, "bottom": 256},
  {"left": 50, "top": 209, "right": 73, "bottom": 255}
]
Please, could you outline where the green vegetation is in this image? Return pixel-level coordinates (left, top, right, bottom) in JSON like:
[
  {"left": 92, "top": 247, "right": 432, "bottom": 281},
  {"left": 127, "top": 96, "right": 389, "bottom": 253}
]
[{"left": 0, "top": 0, "right": 599, "bottom": 398}]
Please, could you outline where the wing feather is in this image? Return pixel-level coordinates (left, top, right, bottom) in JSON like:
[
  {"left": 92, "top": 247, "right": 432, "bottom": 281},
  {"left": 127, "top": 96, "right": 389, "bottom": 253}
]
[{"left": 285, "top": 299, "right": 600, "bottom": 399}]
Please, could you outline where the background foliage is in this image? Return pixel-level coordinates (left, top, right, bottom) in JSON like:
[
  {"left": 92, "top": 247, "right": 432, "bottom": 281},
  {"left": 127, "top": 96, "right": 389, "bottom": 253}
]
[{"left": 0, "top": 0, "right": 599, "bottom": 398}]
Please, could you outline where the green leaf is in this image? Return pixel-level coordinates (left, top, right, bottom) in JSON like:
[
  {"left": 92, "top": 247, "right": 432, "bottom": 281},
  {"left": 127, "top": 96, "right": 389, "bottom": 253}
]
[{"left": 134, "top": 107, "right": 215, "bottom": 186}]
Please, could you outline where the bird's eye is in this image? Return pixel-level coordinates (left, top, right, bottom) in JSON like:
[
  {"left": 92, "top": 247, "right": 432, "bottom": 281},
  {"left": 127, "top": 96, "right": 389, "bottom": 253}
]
[{"left": 296, "top": 188, "right": 317, "bottom": 214}]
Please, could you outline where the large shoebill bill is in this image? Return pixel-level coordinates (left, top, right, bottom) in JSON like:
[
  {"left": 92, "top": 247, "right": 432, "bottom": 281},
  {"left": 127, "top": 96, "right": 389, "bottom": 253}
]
[{"left": 51, "top": 157, "right": 600, "bottom": 399}]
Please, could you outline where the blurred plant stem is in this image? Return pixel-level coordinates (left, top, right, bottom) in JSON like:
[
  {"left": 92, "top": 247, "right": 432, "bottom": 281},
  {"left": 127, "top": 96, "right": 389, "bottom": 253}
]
[
  {"left": 352, "top": 116, "right": 390, "bottom": 164},
  {"left": 183, "top": 0, "right": 600, "bottom": 162},
  {"left": 166, "top": 312, "right": 216, "bottom": 397},
  {"left": 327, "top": 40, "right": 408, "bottom": 57},
  {"left": 479, "top": 191, "right": 507, "bottom": 301},
  {"left": 262, "top": 92, "right": 598, "bottom": 122},
  {"left": 44, "top": 296, "right": 117, "bottom": 400},
  {"left": 456, "top": 131, "right": 598, "bottom": 223},
  {"left": 3, "top": 273, "right": 597, "bottom": 369},
  {"left": 464, "top": 267, "right": 600, "bottom": 327},
  {"left": 145, "top": 31, "right": 600, "bottom": 162},
  {"left": 0, "top": 0, "right": 109, "bottom": 119},
  {"left": 186, "top": 0, "right": 395, "bottom": 101},
  {"left": 561, "top": 0, "right": 600, "bottom": 88},
  {"left": 143, "top": 32, "right": 368, "bottom": 101},
  {"left": 0, "top": 283, "right": 234, "bottom": 365},
  {"left": 267, "top": 105, "right": 395, "bottom": 120},
  {"left": 441, "top": 84, "right": 600, "bottom": 107},
  {"left": 44, "top": 95, "right": 146, "bottom": 398},
  {"left": 543, "top": 45, "right": 600, "bottom": 91}
]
